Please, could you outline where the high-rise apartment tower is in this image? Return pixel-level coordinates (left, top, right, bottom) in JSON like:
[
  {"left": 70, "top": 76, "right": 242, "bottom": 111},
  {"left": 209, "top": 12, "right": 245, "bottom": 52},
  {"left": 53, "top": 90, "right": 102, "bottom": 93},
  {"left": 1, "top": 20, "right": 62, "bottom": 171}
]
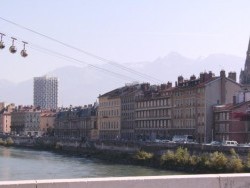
[{"left": 33, "top": 76, "right": 58, "bottom": 109}]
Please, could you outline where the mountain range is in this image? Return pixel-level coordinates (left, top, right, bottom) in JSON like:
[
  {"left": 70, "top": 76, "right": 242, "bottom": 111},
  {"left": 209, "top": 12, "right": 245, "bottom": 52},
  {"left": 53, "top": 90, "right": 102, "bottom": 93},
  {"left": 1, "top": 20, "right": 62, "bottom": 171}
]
[{"left": 0, "top": 52, "right": 245, "bottom": 106}]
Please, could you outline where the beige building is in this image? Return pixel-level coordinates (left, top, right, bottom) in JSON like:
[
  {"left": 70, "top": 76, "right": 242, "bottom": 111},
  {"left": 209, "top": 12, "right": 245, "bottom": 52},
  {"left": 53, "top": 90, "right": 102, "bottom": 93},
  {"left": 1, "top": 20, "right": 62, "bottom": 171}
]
[
  {"left": 135, "top": 83, "right": 172, "bottom": 141},
  {"left": 172, "top": 70, "right": 241, "bottom": 143},
  {"left": 120, "top": 83, "right": 145, "bottom": 141},
  {"left": 11, "top": 106, "right": 41, "bottom": 136},
  {"left": 98, "top": 89, "right": 121, "bottom": 140},
  {"left": 40, "top": 111, "right": 56, "bottom": 136},
  {"left": 54, "top": 105, "right": 98, "bottom": 140},
  {"left": 0, "top": 103, "right": 15, "bottom": 133}
]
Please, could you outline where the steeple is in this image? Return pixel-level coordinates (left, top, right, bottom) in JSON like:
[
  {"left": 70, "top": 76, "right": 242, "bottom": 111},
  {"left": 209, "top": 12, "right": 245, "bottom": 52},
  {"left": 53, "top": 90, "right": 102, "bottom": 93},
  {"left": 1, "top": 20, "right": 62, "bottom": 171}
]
[
  {"left": 245, "top": 36, "right": 250, "bottom": 71},
  {"left": 240, "top": 36, "right": 250, "bottom": 84},
  {"left": 247, "top": 36, "right": 250, "bottom": 59}
]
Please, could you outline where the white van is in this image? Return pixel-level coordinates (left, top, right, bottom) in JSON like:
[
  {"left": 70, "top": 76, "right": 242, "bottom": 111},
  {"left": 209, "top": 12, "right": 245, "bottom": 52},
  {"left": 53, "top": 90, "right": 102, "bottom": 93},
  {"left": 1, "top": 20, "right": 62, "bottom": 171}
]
[{"left": 222, "top": 140, "right": 238, "bottom": 146}]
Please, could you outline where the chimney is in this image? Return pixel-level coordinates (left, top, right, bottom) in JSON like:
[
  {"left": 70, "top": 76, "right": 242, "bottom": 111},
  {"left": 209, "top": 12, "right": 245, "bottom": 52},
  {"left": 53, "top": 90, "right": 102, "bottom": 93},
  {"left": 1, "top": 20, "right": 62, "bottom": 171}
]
[
  {"left": 200, "top": 73, "right": 204, "bottom": 82},
  {"left": 220, "top": 70, "right": 226, "bottom": 78},
  {"left": 220, "top": 70, "right": 226, "bottom": 104},
  {"left": 161, "top": 84, "right": 167, "bottom": 90},
  {"left": 208, "top": 71, "right": 213, "bottom": 79},
  {"left": 167, "top": 82, "right": 172, "bottom": 88},
  {"left": 233, "top": 96, "right": 236, "bottom": 105},
  {"left": 141, "top": 83, "right": 150, "bottom": 91},
  {"left": 190, "top": 75, "right": 196, "bottom": 81},
  {"left": 228, "top": 72, "right": 236, "bottom": 82},
  {"left": 178, "top": 76, "right": 184, "bottom": 84}
]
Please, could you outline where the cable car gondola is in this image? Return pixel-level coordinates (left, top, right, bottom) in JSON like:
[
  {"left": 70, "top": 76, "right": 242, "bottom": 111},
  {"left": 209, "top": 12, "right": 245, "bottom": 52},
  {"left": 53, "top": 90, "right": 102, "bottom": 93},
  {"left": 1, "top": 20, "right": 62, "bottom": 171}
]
[
  {"left": 20, "top": 41, "right": 28, "bottom": 57},
  {"left": 0, "top": 33, "right": 5, "bottom": 49},
  {"left": 9, "top": 37, "right": 17, "bottom": 53}
]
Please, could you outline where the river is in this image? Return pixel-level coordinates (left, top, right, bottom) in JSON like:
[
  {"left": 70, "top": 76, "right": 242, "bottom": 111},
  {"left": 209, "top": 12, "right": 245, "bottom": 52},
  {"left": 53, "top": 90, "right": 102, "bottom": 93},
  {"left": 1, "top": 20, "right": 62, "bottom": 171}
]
[{"left": 0, "top": 146, "right": 181, "bottom": 181}]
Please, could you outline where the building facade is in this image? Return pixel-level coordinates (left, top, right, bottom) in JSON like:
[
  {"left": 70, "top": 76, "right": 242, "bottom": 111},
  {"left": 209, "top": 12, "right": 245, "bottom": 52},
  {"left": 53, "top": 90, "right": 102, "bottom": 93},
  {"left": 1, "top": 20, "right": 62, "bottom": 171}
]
[
  {"left": 213, "top": 101, "right": 250, "bottom": 143},
  {"left": 0, "top": 103, "right": 15, "bottom": 133},
  {"left": 54, "top": 104, "right": 98, "bottom": 141},
  {"left": 172, "top": 71, "right": 241, "bottom": 143},
  {"left": 134, "top": 83, "right": 172, "bottom": 141},
  {"left": 11, "top": 106, "right": 41, "bottom": 136},
  {"left": 40, "top": 111, "right": 56, "bottom": 136},
  {"left": 33, "top": 76, "right": 58, "bottom": 109},
  {"left": 120, "top": 83, "right": 145, "bottom": 141},
  {"left": 98, "top": 89, "right": 122, "bottom": 140}
]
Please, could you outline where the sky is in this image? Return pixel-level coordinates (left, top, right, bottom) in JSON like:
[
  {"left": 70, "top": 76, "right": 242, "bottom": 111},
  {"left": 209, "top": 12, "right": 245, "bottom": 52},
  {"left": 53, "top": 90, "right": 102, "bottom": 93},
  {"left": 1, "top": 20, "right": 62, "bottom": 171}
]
[{"left": 0, "top": 0, "right": 250, "bottom": 83}]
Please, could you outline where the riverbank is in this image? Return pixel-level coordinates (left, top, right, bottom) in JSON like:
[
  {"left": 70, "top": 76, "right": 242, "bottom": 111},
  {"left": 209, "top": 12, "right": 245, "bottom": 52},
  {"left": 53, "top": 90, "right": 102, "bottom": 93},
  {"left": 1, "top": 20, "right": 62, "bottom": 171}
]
[{"left": 1, "top": 136, "right": 250, "bottom": 174}]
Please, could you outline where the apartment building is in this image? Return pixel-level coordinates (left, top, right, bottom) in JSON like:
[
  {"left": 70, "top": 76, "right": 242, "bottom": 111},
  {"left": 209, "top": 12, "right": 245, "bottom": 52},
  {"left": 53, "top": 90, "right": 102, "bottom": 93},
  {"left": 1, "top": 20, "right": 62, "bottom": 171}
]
[
  {"left": 172, "top": 70, "right": 241, "bottom": 143},
  {"left": 213, "top": 100, "right": 250, "bottom": 143},
  {"left": 98, "top": 89, "right": 122, "bottom": 140},
  {"left": 0, "top": 103, "right": 15, "bottom": 133},
  {"left": 120, "top": 83, "right": 144, "bottom": 141},
  {"left": 11, "top": 106, "right": 41, "bottom": 136},
  {"left": 33, "top": 76, "right": 58, "bottom": 109},
  {"left": 54, "top": 104, "right": 98, "bottom": 141},
  {"left": 40, "top": 110, "right": 56, "bottom": 136},
  {"left": 134, "top": 83, "right": 173, "bottom": 141}
]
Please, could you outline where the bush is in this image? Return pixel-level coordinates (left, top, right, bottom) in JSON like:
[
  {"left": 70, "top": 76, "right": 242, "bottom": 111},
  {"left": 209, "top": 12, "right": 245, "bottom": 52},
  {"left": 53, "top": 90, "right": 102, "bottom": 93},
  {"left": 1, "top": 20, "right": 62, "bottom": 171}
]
[
  {"left": 0, "top": 138, "right": 6, "bottom": 146},
  {"left": 160, "top": 150, "right": 175, "bottom": 167},
  {"left": 228, "top": 149, "right": 243, "bottom": 172},
  {"left": 174, "top": 147, "right": 190, "bottom": 166},
  {"left": 246, "top": 152, "right": 250, "bottom": 169},
  {"left": 160, "top": 147, "right": 192, "bottom": 168},
  {"left": 6, "top": 137, "right": 14, "bottom": 146},
  {"left": 134, "top": 150, "right": 154, "bottom": 161},
  {"left": 207, "top": 151, "right": 228, "bottom": 172}
]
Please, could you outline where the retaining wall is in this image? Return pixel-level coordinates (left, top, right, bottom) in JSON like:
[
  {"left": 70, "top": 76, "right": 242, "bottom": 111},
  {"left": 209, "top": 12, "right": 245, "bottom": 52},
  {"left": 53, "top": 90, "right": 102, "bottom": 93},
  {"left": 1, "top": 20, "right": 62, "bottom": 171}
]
[{"left": 1, "top": 174, "right": 250, "bottom": 188}]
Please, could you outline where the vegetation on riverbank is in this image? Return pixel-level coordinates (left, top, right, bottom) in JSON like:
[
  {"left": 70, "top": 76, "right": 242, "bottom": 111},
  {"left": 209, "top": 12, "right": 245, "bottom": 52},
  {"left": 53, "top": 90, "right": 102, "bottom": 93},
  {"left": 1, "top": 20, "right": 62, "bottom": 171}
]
[
  {"left": 132, "top": 147, "right": 248, "bottom": 173},
  {"left": 0, "top": 137, "right": 14, "bottom": 146},
  {"left": 1, "top": 136, "right": 250, "bottom": 174}
]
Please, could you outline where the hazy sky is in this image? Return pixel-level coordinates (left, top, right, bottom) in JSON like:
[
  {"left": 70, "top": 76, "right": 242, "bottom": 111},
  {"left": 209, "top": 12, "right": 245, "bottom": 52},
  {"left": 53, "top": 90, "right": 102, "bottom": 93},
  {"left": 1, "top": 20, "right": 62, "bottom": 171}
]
[{"left": 0, "top": 0, "right": 250, "bottom": 83}]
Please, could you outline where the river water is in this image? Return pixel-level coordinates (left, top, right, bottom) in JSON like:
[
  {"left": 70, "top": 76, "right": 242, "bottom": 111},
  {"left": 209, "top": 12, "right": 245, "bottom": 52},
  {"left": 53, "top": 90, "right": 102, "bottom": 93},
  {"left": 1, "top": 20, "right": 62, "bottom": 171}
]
[{"left": 0, "top": 146, "right": 181, "bottom": 181}]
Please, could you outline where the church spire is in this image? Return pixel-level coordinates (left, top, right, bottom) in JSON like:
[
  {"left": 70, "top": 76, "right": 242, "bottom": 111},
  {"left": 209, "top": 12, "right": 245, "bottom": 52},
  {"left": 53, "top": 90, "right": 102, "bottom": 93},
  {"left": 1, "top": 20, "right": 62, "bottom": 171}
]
[
  {"left": 248, "top": 36, "right": 250, "bottom": 53},
  {"left": 240, "top": 36, "right": 250, "bottom": 84}
]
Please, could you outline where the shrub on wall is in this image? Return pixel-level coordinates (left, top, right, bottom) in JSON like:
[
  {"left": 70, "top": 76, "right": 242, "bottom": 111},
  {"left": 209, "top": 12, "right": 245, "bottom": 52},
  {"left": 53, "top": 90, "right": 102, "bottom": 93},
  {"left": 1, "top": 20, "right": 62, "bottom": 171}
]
[
  {"left": 0, "top": 138, "right": 7, "bottom": 146},
  {"left": 227, "top": 149, "right": 243, "bottom": 172},
  {"left": 134, "top": 150, "right": 154, "bottom": 161},
  {"left": 6, "top": 137, "right": 14, "bottom": 146}
]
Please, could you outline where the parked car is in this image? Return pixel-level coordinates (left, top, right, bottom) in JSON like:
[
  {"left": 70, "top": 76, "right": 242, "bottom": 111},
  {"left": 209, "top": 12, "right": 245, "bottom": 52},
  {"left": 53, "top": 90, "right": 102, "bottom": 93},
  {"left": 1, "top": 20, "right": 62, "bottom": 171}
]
[
  {"left": 222, "top": 140, "right": 238, "bottom": 146},
  {"left": 238, "top": 143, "right": 250, "bottom": 147},
  {"left": 208, "top": 141, "right": 222, "bottom": 146},
  {"left": 172, "top": 135, "right": 194, "bottom": 143}
]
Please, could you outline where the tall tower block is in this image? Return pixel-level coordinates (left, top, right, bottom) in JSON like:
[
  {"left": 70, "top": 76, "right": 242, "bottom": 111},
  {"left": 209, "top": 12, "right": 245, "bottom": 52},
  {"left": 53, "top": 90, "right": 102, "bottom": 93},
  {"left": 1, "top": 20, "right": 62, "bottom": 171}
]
[{"left": 33, "top": 76, "right": 58, "bottom": 109}]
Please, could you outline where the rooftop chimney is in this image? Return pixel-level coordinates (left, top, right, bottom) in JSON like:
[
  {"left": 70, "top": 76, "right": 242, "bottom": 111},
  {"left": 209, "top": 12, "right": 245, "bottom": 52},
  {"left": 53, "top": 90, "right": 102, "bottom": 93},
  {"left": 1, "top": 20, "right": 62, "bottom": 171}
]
[{"left": 228, "top": 72, "right": 237, "bottom": 82}]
